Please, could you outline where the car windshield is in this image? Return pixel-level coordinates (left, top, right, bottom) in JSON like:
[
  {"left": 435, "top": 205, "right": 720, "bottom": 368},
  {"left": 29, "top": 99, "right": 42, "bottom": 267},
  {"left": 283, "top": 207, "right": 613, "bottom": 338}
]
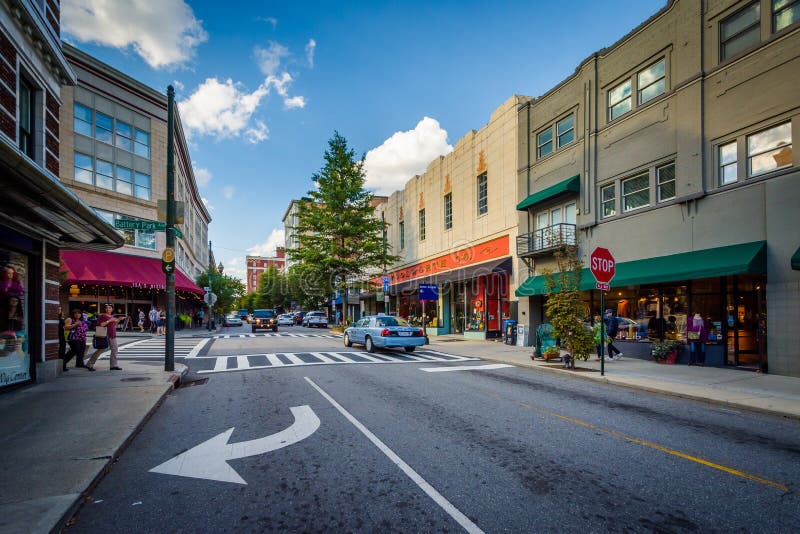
[
  {"left": 375, "top": 317, "right": 408, "bottom": 327},
  {"left": 253, "top": 310, "right": 275, "bottom": 318}
]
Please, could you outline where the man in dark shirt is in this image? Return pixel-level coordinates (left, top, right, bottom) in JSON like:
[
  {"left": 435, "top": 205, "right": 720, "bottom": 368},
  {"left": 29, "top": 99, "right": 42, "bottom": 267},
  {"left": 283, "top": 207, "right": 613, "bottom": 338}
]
[{"left": 604, "top": 309, "right": 623, "bottom": 360}]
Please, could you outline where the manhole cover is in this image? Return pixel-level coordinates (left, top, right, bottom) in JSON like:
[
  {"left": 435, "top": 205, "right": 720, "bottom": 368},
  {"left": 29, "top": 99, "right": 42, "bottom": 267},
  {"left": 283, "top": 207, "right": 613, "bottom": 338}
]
[{"left": 120, "top": 377, "right": 152, "bottom": 382}]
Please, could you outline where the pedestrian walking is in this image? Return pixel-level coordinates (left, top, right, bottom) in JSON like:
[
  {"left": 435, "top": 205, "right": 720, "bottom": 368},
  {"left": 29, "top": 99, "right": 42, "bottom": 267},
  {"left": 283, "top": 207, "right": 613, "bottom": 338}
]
[
  {"left": 85, "top": 303, "right": 122, "bottom": 371},
  {"left": 604, "top": 309, "right": 623, "bottom": 360},
  {"left": 148, "top": 305, "right": 158, "bottom": 333},
  {"left": 62, "top": 308, "right": 88, "bottom": 370},
  {"left": 157, "top": 309, "right": 166, "bottom": 335},
  {"left": 592, "top": 315, "right": 609, "bottom": 361},
  {"left": 686, "top": 312, "right": 707, "bottom": 366},
  {"left": 137, "top": 308, "right": 145, "bottom": 332}
]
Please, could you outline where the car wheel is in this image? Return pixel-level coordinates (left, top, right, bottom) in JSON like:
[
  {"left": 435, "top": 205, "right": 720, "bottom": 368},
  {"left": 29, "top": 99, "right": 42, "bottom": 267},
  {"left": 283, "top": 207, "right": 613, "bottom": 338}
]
[
  {"left": 273, "top": 327, "right": 278, "bottom": 332},
  {"left": 344, "top": 333, "right": 352, "bottom": 347},
  {"left": 365, "top": 336, "right": 375, "bottom": 353},
  {"left": 404, "top": 346, "right": 415, "bottom": 353}
]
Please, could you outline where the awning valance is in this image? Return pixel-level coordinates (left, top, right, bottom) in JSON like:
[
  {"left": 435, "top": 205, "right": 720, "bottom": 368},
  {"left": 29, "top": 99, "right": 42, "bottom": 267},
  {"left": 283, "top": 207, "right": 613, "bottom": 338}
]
[
  {"left": 516, "top": 241, "right": 766, "bottom": 296},
  {"left": 516, "top": 174, "right": 580, "bottom": 211},
  {"left": 792, "top": 246, "right": 800, "bottom": 270},
  {"left": 61, "top": 250, "right": 204, "bottom": 295}
]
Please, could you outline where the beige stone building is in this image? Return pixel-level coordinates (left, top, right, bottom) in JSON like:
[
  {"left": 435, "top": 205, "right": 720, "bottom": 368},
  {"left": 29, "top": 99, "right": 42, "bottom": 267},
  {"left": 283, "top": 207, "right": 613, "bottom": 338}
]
[
  {"left": 374, "top": 96, "right": 528, "bottom": 339},
  {"left": 515, "top": 0, "right": 799, "bottom": 376},
  {"left": 57, "top": 43, "right": 210, "bottom": 320}
]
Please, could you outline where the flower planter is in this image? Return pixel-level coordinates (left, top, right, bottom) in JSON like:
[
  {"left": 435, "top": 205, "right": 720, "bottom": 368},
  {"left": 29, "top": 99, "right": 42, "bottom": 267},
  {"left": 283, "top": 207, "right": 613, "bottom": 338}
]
[{"left": 657, "top": 350, "right": 679, "bottom": 364}]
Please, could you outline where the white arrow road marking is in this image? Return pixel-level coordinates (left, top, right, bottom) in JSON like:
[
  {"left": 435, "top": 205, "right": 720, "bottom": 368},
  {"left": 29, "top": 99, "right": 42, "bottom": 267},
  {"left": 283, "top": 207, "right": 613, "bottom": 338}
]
[
  {"left": 304, "top": 377, "right": 485, "bottom": 534},
  {"left": 420, "top": 363, "right": 514, "bottom": 373},
  {"left": 149, "top": 405, "right": 320, "bottom": 485}
]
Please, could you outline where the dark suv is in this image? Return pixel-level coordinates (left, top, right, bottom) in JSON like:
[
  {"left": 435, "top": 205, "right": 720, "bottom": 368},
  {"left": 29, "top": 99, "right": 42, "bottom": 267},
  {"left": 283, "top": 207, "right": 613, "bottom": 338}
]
[{"left": 251, "top": 309, "right": 278, "bottom": 332}]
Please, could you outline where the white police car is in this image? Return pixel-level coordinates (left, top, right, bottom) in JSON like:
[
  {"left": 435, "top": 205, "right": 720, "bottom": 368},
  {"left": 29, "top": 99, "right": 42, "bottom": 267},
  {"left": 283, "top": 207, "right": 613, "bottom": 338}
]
[{"left": 343, "top": 314, "right": 425, "bottom": 353}]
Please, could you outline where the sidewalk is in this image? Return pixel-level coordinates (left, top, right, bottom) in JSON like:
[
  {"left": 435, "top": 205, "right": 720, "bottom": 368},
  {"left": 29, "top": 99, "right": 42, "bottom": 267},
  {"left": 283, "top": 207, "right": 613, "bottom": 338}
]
[{"left": 425, "top": 336, "right": 800, "bottom": 420}]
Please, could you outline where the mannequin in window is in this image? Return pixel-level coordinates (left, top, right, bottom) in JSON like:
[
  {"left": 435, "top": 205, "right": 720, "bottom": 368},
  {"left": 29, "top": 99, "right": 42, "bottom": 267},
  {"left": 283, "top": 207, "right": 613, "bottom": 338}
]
[{"left": 686, "top": 312, "right": 707, "bottom": 366}]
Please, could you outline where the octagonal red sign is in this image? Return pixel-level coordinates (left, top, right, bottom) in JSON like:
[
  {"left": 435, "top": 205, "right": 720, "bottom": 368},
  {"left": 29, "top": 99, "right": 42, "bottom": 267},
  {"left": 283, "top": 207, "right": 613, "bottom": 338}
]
[{"left": 590, "top": 247, "right": 616, "bottom": 284}]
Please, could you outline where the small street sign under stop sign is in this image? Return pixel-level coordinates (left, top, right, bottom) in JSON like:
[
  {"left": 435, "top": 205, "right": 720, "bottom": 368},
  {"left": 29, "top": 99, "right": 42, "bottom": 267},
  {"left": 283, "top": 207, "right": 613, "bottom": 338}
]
[{"left": 590, "top": 247, "right": 616, "bottom": 288}]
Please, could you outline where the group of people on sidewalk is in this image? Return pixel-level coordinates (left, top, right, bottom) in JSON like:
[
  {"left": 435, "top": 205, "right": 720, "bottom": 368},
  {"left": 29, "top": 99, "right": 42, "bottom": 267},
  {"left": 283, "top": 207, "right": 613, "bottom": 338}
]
[
  {"left": 592, "top": 309, "right": 709, "bottom": 365},
  {"left": 58, "top": 303, "right": 121, "bottom": 372}
]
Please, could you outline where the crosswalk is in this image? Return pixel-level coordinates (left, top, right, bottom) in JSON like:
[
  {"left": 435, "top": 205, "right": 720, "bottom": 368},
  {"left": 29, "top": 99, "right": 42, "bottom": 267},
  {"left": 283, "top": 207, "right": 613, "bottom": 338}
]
[
  {"left": 213, "top": 332, "right": 339, "bottom": 340},
  {"left": 195, "top": 349, "right": 478, "bottom": 374},
  {"left": 113, "top": 337, "right": 208, "bottom": 360}
]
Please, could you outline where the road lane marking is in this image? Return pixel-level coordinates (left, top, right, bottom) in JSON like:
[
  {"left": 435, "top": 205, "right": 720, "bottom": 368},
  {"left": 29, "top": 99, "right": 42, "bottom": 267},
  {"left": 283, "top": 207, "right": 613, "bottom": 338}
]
[
  {"left": 514, "top": 401, "right": 791, "bottom": 493},
  {"left": 304, "top": 377, "right": 484, "bottom": 534},
  {"left": 236, "top": 356, "right": 251, "bottom": 369},
  {"left": 186, "top": 338, "right": 210, "bottom": 358},
  {"left": 213, "top": 357, "right": 228, "bottom": 372},
  {"left": 421, "top": 364, "right": 514, "bottom": 373},
  {"left": 266, "top": 354, "right": 284, "bottom": 367}
]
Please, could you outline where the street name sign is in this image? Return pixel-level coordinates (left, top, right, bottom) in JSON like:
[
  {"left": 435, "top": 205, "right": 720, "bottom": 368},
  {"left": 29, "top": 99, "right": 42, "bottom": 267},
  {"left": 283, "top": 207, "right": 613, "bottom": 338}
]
[{"left": 115, "top": 219, "right": 165, "bottom": 232}]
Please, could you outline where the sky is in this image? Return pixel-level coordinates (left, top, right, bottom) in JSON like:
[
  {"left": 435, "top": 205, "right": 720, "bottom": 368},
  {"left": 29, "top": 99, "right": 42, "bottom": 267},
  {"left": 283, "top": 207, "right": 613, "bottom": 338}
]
[{"left": 61, "top": 0, "right": 665, "bottom": 282}]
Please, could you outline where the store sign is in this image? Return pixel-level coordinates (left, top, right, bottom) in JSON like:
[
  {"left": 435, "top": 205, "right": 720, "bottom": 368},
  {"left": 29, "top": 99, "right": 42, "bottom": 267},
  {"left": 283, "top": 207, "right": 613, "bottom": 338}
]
[{"left": 419, "top": 284, "right": 438, "bottom": 301}]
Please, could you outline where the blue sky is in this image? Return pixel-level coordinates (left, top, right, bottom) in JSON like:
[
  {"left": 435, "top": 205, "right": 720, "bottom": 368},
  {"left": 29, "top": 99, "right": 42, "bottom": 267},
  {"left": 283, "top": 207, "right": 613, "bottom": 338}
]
[{"left": 62, "top": 0, "right": 665, "bottom": 281}]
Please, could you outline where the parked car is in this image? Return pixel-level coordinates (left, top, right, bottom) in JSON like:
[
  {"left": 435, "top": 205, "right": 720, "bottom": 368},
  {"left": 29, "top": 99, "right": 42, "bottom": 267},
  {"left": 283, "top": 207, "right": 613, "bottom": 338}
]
[
  {"left": 277, "top": 313, "right": 294, "bottom": 326},
  {"left": 304, "top": 311, "right": 328, "bottom": 328},
  {"left": 343, "top": 314, "right": 425, "bottom": 353},
  {"left": 251, "top": 309, "right": 278, "bottom": 332},
  {"left": 223, "top": 314, "right": 243, "bottom": 327}
]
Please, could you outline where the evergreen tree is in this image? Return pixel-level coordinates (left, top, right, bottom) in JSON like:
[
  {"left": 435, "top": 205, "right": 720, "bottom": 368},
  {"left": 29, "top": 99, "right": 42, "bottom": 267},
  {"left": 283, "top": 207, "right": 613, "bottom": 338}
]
[{"left": 288, "top": 132, "right": 398, "bottom": 299}]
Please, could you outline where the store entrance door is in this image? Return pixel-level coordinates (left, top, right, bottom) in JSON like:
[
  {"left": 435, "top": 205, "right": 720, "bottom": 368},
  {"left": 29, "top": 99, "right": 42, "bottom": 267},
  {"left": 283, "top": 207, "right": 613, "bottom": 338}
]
[{"left": 726, "top": 279, "right": 766, "bottom": 371}]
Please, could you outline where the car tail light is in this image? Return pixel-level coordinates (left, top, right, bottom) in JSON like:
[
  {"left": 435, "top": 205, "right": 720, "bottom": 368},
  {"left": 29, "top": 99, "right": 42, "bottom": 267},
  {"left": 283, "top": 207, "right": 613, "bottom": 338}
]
[
  {"left": 413, "top": 329, "right": 423, "bottom": 337},
  {"left": 381, "top": 328, "right": 393, "bottom": 337}
]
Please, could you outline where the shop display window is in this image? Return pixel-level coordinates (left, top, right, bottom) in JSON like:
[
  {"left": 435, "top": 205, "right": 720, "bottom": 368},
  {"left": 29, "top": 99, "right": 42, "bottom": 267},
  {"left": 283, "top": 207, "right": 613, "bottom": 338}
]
[
  {"left": 691, "top": 278, "right": 722, "bottom": 344},
  {"left": 466, "top": 277, "right": 486, "bottom": 332},
  {"left": 1, "top": 252, "right": 30, "bottom": 386}
]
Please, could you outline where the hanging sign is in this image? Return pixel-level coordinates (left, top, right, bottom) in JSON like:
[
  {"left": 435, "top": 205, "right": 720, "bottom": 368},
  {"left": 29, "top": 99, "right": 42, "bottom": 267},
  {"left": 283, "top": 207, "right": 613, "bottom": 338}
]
[{"left": 419, "top": 283, "right": 438, "bottom": 301}]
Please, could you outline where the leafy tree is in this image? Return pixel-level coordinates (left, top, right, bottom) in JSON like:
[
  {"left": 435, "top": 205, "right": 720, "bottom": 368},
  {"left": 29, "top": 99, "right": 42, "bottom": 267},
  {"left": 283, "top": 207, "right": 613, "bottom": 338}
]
[
  {"left": 196, "top": 270, "right": 245, "bottom": 315},
  {"left": 256, "top": 265, "right": 291, "bottom": 309},
  {"left": 542, "top": 245, "right": 595, "bottom": 364},
  {"left": 288, "top": 132, "right": 399, "bottom": 301},
  {"left": 286, "top": 263, "right": 329, "bottom": 310}
]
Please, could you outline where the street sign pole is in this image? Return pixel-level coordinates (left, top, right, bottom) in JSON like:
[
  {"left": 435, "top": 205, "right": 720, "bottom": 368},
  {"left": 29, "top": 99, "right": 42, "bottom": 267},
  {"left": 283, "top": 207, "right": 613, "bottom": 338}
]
[
  {"left": 164, "top": 85, "right": 176, "bottom": 372},
  {"left": 600, "top": 289, "right": 605, "bottom": 377},
  {"left": 207, "top": 240, "right": 213, "bottom": 331}
]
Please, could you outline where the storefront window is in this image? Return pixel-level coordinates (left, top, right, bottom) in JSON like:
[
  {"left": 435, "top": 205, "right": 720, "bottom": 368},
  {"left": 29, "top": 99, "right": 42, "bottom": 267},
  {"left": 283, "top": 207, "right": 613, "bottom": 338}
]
[
  {"left": 466, "top": 277, "right": 485, "bottom": 332},
  {"left": 451, "top": 283, "right": 465, "bottom": 334},
  {"left": 1, "top": 252, "right": 30, "bottom": 386},
  {"left": 691, "top": 278, "right": 722, "bottom": 344}
]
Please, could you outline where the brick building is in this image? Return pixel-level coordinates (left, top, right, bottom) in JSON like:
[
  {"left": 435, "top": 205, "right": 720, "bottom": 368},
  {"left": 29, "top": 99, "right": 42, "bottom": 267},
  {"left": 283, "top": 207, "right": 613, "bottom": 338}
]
[{"left": 246, "top": 249, "right": 286, "bottom": 293}]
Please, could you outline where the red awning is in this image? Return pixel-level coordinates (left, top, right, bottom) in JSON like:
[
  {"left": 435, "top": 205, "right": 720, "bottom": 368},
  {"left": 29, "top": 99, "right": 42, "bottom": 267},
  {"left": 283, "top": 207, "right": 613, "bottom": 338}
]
[{"left": 61, "top": 250, "right": 204, "bottom": 296}]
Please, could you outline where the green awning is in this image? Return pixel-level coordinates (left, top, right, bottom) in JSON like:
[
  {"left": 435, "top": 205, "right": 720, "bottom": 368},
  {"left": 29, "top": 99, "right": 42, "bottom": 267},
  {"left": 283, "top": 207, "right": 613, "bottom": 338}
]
[
  {"left": 793, "top": 246, "right": 800, "bottom": 270},
  {"left": 516, "top": 241, "right": 766, "bottom": 296},
  {"left": 516, "top": 174, "right": 580, "bottom": 211}
]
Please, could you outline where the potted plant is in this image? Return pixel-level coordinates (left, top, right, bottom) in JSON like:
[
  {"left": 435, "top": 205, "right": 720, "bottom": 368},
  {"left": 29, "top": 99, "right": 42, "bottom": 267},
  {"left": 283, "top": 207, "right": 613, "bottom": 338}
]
[
  {"left": 542, "top": 345, "right": 560, "bottom": 361},
  {"left": 652, "top": 340, "right": 682, "bottom": 364}
]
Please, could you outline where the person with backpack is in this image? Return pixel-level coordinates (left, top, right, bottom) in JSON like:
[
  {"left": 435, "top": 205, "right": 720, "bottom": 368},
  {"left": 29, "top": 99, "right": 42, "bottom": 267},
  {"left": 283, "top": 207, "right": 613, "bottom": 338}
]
[{"left": 604, "top": 309, "right": 623, "bottom": 360}]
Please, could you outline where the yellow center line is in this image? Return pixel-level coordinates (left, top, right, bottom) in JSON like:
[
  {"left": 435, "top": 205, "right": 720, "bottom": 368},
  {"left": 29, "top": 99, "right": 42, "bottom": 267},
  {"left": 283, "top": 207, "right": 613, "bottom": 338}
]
[{"left": 514, "top": 401, "right": 791, "bottom": 493}]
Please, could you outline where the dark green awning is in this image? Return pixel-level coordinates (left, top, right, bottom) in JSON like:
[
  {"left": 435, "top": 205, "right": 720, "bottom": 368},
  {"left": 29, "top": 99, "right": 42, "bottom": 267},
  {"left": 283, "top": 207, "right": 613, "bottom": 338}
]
[
  {"left": 516, "top": 174, "right": 580, "bottom": 211},
  {"left": 516, "top": 241, "right": 766, "bottom": 296},
  {"left": 792, "top": 246, "right": 800, "bottom": 270}
]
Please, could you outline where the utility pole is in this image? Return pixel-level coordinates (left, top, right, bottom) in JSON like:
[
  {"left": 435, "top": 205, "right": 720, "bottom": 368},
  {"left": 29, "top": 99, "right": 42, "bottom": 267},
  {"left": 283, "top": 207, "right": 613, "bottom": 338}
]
[
  {"left": 164, "top": 85, "right": 175, "bottom": 372},
  {"left": 207, "top": 240, "right": 213, "bottom": 331}
]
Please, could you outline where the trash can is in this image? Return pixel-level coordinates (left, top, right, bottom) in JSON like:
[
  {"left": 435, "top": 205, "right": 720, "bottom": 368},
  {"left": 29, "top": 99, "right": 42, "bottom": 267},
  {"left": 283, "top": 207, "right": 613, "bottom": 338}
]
[{"left": 503, "top": 319, "right": 517, "bottom": 345}]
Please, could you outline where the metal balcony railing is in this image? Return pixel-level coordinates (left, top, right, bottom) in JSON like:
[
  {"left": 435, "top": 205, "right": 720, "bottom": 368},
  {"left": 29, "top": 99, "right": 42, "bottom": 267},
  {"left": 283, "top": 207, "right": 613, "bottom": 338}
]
[{"left": 516, "top": 223, "right": 576, "bottom": 257}]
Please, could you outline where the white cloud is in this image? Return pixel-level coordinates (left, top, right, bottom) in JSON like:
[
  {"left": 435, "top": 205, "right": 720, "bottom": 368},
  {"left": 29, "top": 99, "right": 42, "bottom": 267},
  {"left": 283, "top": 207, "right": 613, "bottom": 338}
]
[
  {"left": 257, "top": 16, "right": 277, "bottom": 28},
  {"left": 201, "top": 197, "right": 214, "bottom": 211},
  {"left": 223, "top": 186, "right": 235, "bottom": 200},
  {"left": 223, "top": 256, "right": 246, "bottom": 281},
  {"left": 178, "top": 77, "right": 269, "bottom": 141},
  {"left": 247, "top": 228, "right": 286, "bottom": 257},
  {"left": 193, "top": 165, "right": 212, "bottom": 187},
  {"left": 173, "top": 80, "right": 185, "bottom": 92},
  {"left": 255, "top": 42, "right": 289, "bottom": 77},
  {"left": 245, "top": 121, "right": 270, "bottom": 143},
  {"left": 284, "top": 96, "right": 306, "bottom": 109},
  {"left": 364, "top": 117, "right": 453, "bottom": 195},
  {"left": 305, "top": 39, "right": 316, "bottom": 68},
  {"left": 62, "top": 0, "right": 207, "bottom": 69}
]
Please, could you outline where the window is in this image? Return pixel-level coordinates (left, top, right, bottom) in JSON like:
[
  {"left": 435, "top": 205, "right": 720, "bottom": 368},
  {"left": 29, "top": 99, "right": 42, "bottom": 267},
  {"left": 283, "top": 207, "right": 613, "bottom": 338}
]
[
  {"left": 747, "top": 122, "right": 792, "bottom": 177},
  {"left": 537, "top": 128, "right": 553, "bottom": 158},
  {"left": 622, "top": 173, "right": 650, "bottom": 212},
  {"left": 657, "top": 163, "right": 676, "bottom": 202},
  {"left": 399, "top": 221, "right": 405, "bottom": 249},
  {"left": 556, "top": 115, "right": 574, "bottom": 148},
  {"left": 115, "top": 120, "right": 133, "bottom": 151},
  {"left": 601, "top": 184, "right": 616, "bottom": 218},
  {"left": 116, "top": 166, "right": 133, "bottom": 196},
  {"left": 443, "top": 193, "right": 452, "bottom": 230},
  {"left": 719, "top": 142, "right": 738, "bottom": 184},
  {"left": 720, "top": 3, "right": 761, "bottom": 61},
  {"left": 18, "top": 77, "right": 35, "bottom": 158},
  {"left": 135, "top": 129, "right": 150, "bottom": 158},
  {"left": 74, "top": 152, "right": 93, "bottom": 184},
  {"left": 638, "top": 59, "right": 666, "bottom": 104},
  {"left": 96, "top": 159, "right": 114, "bottom": 190},
  {"left": 774, "top": 0, "right": 800, "bottom": 31},
  {"left": 477, "top": 173, "right": 488, "bottom": 215},
  {"left": 564, "top": 202, "right": 576, "bottom": 225},
  {"left": 418, "top": 209, "right": 426, "bottom": 241},
  {"left": 95, "top": 112, "right": 113, "bottom": 144},
  {"left": 135, "top": 172, "right": 151, "bottom": 200},
  {"left": 608, "top": 80, "right": 632, "bottom": 120},
  {"left": 74, "top": 103, "right": 93, "bottom": 137}
]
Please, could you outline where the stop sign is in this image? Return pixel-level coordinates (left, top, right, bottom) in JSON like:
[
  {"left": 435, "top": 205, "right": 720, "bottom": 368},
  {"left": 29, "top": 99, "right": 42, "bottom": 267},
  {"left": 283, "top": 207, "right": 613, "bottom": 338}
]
[{"left": 590, "top": 247, "right": 616, "bottom": 284}]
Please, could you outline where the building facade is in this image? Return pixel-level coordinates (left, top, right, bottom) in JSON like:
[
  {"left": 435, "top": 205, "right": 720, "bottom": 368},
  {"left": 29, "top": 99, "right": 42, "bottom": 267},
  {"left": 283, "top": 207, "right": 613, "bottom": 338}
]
[
  {"left": 281, "top": 200, "right": 300, "bottom": 271},
  {"left": 515, "top": 0, "right": 799, "bottom": 377},
  {"left": 246, "top": 249, "right": 286, "bottom": 293},
  {"left": 375, "top": 96, "right": 527, "bottom": 339},
  {"left": 57, "top": 43, "right": 209, "bottom": 322},
  {"left": 1, "top": 1, "right": 123, "bottom": 389}
]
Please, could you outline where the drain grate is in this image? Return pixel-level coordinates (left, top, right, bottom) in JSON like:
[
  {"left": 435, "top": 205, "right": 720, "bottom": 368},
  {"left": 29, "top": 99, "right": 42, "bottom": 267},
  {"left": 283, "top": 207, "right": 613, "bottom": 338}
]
[
  {"left": 120, "top": 377, "right": 152, "bottom": 382},
  {"left": 177, "top": 377, "right": 209, "bottom": 388}
]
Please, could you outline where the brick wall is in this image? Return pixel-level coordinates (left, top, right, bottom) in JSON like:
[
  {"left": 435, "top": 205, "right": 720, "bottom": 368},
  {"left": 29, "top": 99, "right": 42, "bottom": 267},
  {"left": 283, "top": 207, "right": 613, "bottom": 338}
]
[{"left": 0, "top": 30, "right": 16, "bottom": 140}]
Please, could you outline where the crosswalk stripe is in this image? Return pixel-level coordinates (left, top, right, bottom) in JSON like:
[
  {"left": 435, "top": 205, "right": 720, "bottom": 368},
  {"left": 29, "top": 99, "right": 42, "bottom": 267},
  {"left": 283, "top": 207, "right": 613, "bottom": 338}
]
[
  {"left": 284, "top": 353, "right": 305, "bottom": 364},
  {"left": 266, "top": 354, "right": 283, "bottom": 367},
  {"left": 309, "top": 352, "right": 337, "bottom": 363},
  {"left": 214, "top": 357, "right": 228, "bottom": 371},
  {"left": 237, "top": 356, "right": 250, "bottom": 369}
]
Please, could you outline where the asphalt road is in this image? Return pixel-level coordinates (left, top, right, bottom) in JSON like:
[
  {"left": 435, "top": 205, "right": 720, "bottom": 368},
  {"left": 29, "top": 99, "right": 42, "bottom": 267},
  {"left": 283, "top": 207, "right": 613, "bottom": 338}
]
[{"left": 67, "top": 323, "right": 800, "bottom": 533}]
